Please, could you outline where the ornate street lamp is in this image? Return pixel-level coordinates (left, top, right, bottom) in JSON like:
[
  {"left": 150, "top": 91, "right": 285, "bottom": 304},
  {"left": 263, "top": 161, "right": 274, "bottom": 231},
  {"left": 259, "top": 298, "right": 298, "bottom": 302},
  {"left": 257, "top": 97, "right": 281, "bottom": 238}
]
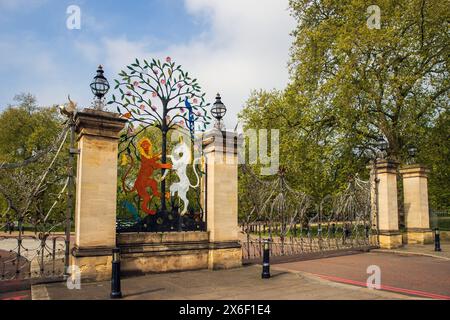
[
  {"left": 211, "top": 93, "right": 227, "bottom": 130},
  {"left": 377, "top": 136, "right": 388, "bottom": 160},
  {"left": 90, "top": 65, "right": 110, "bottom": 110},
  {"left": 407, "top": 144, "right": 418, "bottom": 164}
]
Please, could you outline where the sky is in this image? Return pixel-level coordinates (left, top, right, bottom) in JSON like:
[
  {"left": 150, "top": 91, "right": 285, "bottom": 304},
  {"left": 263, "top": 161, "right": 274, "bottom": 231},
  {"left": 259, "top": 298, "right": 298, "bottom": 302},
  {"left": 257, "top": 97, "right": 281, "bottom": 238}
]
[{"left": 0, "top": 0, "right": 296, "bottom": 128}]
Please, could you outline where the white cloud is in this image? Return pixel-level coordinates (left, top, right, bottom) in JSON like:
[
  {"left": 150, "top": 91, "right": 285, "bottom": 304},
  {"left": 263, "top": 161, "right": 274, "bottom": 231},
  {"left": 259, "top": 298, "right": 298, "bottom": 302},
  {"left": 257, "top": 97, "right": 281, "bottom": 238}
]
[
  {"left": 100, "top": 0, "right": 295, "bottom": 128},
  {"left": 2, "top": 0, "right": 295, "bottom": 128}
]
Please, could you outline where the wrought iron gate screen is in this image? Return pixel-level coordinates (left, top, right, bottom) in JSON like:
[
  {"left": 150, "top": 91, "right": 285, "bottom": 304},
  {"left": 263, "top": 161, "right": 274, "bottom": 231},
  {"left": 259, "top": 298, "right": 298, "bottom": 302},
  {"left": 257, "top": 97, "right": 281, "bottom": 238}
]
[{"left": 239, "top": 167, "right": 379, "bottom": 262}]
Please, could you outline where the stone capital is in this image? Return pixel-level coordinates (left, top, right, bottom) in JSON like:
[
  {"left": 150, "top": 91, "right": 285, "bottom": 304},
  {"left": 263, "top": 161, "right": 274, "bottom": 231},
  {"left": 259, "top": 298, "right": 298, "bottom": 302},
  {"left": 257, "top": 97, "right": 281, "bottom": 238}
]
[
  {"left": 375, "top": 159, "right": 399, "bottom": 174},
  {"left": 202, "top": 129, "right": 243, "bottom": 155},
  {"left": 75, "top": 108, "right": 127, "bottom": 140},
  {"left": 399, "top": 164, "right": 429, "bottom": 179}
]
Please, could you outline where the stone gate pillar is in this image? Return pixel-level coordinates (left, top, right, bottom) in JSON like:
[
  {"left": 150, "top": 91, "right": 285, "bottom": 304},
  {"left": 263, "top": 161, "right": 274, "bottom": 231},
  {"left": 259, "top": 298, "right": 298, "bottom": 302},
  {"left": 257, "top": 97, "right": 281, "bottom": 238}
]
[
  {"left": 399, "top": 165, "right": 433, "bottom": 244},
  {"left": 71, "top": 109, "right": 127, "bottom": 281},
  {"left": 375, "top": 159, "right": 403, "bottom": 249},
  {"left": 202, "top": 128, "right": 242, "bottom": 269}
]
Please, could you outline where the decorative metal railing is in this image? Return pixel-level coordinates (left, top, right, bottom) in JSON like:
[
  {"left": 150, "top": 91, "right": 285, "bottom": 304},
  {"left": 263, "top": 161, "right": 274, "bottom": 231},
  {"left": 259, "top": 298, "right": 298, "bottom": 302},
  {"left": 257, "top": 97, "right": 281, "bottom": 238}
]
[
  {"left": 239, "top": 166, "right": 378, "bottom": 261},
  {"left": 0, "top": 122, "right": 72, "bottom": 282}
]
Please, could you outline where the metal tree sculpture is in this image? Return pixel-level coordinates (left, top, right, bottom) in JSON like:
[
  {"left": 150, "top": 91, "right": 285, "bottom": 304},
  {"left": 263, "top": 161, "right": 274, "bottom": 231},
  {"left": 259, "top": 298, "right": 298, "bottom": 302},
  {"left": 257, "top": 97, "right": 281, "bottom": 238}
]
[{"left": 109, "top": 57, "right": 211, "bottom": 211}]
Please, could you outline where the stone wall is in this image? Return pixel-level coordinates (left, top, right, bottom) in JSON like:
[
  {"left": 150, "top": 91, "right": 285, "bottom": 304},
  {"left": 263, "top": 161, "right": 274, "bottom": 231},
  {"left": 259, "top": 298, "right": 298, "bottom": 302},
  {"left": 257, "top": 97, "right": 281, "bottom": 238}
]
[{"left": 117, "top": 232, "right": 241, "bottom": 274}]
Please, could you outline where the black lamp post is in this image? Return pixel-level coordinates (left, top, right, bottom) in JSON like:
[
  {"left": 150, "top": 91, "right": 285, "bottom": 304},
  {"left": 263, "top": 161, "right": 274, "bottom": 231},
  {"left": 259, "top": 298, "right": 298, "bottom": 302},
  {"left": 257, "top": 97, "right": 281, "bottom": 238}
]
[
  {"left": 211, "top": 93, "right": 227, "bottom": 130},
  {"left": 90, "top": 65, "right": 110, "bottom": 110}
]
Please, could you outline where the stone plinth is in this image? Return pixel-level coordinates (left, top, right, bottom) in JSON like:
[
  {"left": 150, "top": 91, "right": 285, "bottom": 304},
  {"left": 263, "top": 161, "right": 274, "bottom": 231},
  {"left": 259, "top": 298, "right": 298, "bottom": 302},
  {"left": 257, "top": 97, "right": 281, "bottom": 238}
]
[
  {"left": 376, "top": 160, "right": 402, "bottom": 249},
  {"left": 399, "top": 165, "right": 433, "bottom": 244},
  {"left": 117, "top": 232, "right": 210, "bottom": 274},
  {"left": 202, "top": 129, "right": 242, "bottom": 269},
  {"left": 71, "top": 108, "right": 127, "bottom": 281}
]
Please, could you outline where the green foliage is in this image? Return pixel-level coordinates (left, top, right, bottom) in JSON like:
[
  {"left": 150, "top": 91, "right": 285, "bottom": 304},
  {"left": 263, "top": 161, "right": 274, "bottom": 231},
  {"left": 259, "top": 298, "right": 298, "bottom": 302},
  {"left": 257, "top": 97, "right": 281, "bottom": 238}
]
[
  {"left": 239, "top": 90, "right": 367, "bottom": 203},
  {"left": 239, "top": 0, "right": 449, "bottom": 213},
  {"left": 288, "top": 0, "right": 449, "bottom": 161},
  {"left": 0, "top": 94, "right": 68, "bottom": 228},
  {"left": 0, "top": 94, "right": 61, "bottom": 163},
  {"left": 418, "top": 110, "right": 450, "bottom": 211}
]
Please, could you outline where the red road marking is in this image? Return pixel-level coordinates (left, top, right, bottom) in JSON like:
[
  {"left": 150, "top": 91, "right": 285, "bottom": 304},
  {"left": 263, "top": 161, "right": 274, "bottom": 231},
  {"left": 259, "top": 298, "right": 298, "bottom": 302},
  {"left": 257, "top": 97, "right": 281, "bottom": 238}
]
[
  {"left": 0, "top": 289, "right": 30, "bottom": 301},
  {"left": 2, "top": 295, "right": 29, "bottom": 300},
  {"left": 310, "top": 273, "right": 450, "bottom": 300}
]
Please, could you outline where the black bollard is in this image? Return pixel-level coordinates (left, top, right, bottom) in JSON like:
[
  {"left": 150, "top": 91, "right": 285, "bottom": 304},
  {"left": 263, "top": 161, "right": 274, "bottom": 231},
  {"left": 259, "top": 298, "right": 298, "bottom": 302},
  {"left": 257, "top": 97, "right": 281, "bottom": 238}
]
[
  {"left": 365, "top": 225, "right": 370, "bottom": 239},
  {"left": 434, "top": 228, "right": 442, "bottom": 252},
  {"left": 111, "top": 248, "right": 122, "bottom": 299},
  {"left": 261, "top": 239, "right": 271, "bottom": 279}
]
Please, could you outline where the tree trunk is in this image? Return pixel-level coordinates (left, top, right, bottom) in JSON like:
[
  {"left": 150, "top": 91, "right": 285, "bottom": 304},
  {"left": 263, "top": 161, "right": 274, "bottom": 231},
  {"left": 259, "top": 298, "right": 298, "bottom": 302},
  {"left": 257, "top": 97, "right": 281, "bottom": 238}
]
[
  {"left": 161, "top": 128, "right": 167, "bottom": 211},
  {"left": 161, "top": 101, "right": 168, "bottom": 212}
]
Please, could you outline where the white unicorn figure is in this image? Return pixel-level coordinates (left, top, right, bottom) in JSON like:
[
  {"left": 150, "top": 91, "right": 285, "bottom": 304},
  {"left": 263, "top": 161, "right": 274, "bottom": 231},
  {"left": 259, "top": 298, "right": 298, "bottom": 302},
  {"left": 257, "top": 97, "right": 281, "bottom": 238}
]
[{"left": 169, "top": 140, "right": 200, "bottom": 215}]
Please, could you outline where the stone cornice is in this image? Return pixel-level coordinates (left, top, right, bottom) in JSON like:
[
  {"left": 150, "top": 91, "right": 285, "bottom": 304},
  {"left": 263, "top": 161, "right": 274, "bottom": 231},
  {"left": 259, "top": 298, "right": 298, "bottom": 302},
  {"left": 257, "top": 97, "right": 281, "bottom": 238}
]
[
  {"left": 71, "top": 245, "right": 115, "bottom": 257},
  {"left": 399, "top": 164, "right": 430, "bottom": 178},
  {"left": 202, "top": 129, "right": 242, "bottom": 155},
  {"left": 75, "top": 108, "right": 127, "bottom": 140},
  {"left": 375, "top": 159, "right": 399, "bottom": 174}
]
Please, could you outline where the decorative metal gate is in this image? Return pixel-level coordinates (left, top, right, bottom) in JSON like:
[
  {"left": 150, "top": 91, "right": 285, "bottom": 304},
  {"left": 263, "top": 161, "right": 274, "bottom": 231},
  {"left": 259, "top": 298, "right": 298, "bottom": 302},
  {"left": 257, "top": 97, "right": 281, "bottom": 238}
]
[
  {"left": 239, "top": 166, "right": 379, "bottom": 263},
  {"left": 110, "top": 56, "right": 211, "bottom": 234},
  {"left": 0, "top": 120, "right": 73, "bottom": 283},
  {"left": 115, "top": 129, "right": 207, "bottom": 233}
]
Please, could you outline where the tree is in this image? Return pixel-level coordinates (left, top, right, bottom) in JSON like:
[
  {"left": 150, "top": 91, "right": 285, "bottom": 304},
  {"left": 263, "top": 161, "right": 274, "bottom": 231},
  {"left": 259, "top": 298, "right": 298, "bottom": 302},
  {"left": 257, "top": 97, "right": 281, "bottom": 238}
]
[
  {"left": 239, "top": 0, "right": 449, "bottom": 214},
  {"left": 0, "top": 94, "right": 61, "bottom": 164},
  {"left": 288, "top": 0, "right": 449, "bottom": 161},
  {"left": 239, "top": 90, "right": 366, "bottom": 202},
  {"left": 0, "top": 94, "right": 68, "bottom": 231},
  {"left": 110, "top": 57, "right": 211, "bottom": 211},
  {"left": 418, "top": 110, "right": 450, "bottom": 211}
]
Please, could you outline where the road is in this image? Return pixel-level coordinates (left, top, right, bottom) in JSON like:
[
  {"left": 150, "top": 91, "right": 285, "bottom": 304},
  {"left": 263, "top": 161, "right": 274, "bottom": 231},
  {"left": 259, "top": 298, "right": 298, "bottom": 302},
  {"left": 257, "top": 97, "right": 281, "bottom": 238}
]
[{"left": 274, "top": 252, "right": 450, "bottom": 299}]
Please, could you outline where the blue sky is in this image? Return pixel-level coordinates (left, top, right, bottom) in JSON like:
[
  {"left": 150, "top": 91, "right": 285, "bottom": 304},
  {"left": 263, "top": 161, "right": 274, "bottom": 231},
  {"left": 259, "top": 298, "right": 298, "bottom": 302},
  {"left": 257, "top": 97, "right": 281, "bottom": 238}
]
[{"left": 0, "top": 0, "right": 295, "bottom": 127}]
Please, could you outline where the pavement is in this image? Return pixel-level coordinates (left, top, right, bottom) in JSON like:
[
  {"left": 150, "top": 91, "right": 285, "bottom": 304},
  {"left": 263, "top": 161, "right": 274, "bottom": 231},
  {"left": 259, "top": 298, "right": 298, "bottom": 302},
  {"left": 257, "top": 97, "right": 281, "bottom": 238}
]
[
  {"left": 31, "top": 265, "right": 412, "bottom": 300},
  {"left": 2, "top": 243, "right": 449, "bottom": 301},
  {"left": 372, "top": 243, "right": 450, "bottom": 260}
]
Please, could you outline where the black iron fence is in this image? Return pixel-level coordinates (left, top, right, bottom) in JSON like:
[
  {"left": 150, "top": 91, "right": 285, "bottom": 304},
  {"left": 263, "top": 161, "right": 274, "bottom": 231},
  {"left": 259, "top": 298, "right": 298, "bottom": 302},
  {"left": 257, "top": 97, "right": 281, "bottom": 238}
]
[
  {"left": 240, "top": 220, "right": 377, "bottom": 262},
  {"left": 239, "top": 167, "right": 378, "bottom": 262},
  {"left": 430, "top": 210, "right": 450, "bottom": 231},
  {"left": 0, "top": 121, "right": 73, "bottom": 283}
]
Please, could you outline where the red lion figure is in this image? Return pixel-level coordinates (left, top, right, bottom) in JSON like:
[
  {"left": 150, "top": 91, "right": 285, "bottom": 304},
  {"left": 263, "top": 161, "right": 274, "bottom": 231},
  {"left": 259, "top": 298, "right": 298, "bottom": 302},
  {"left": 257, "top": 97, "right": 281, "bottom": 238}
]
[{"left": 122, "top": 137, "right": 172, "bottom": 215}]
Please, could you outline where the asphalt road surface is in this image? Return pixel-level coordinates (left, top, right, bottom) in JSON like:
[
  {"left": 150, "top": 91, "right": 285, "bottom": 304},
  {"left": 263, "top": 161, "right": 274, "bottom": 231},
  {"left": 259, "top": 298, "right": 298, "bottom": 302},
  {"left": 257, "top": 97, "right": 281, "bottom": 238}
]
[
  {"left": 274, "top": 252, "right": 450, "bottom": 299},
  {"left": 0, "top": 280, "right": 31, "bottom": 300}
]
